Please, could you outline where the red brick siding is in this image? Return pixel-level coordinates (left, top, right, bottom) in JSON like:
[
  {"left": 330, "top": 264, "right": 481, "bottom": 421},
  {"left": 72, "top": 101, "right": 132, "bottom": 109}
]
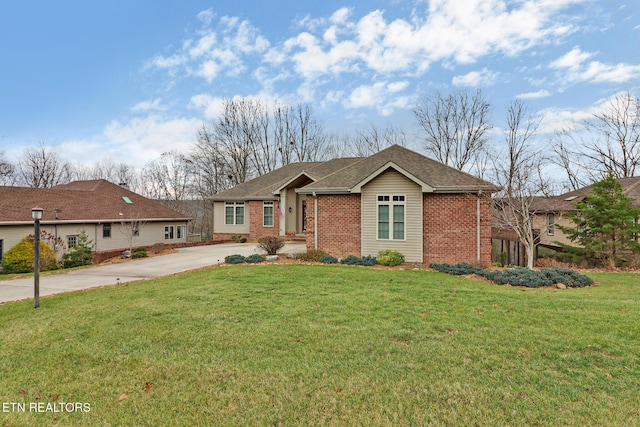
[
  {"left": 423, "top": 193, "right": 492, "bottom": 265},
  {"left": 306, "top": 194, "right": 361, "bottom": 257},
  {"left": 211, "top": 232, "right": 250, "bottom": 243},
  {"left": 249, "top": 200, "right": 280, "bottom": 240}
]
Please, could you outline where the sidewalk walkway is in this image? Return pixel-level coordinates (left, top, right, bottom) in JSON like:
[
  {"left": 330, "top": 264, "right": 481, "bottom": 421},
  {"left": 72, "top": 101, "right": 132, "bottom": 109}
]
[{"left": 0, "top": 242, "right": 305, "bottom": 304}]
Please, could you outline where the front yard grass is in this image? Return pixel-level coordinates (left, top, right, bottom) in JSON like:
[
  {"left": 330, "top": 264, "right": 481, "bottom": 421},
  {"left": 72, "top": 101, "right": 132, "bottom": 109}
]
[{"left": 0, "top": 265, "right": 638, "bottom": 426}]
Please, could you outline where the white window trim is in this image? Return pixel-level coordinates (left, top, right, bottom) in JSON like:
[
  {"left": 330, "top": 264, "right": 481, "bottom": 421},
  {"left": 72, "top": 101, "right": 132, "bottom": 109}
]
[
  {"left": 164, "top": 226, "right": 174, "bottom": 240},
  {"left": 177, "top": 225, "right": 186, "bottom": 239},
  {"left": 547, "top": 213, "right": 555, "bottom": 236},
  {"left": 263, "top": 201, "right": 275, "bottom": 227},
  {"left": 224, "top": 201, "right": 245, "bottom": 225},
  {"left": 376, "top": 194, "right": 406, "bottom": 241}
]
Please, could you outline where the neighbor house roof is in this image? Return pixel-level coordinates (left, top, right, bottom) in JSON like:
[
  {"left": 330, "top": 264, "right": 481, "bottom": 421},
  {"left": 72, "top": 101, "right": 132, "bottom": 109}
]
[
  {"left": 0, "top": 180, "right": 190, "bottom": 224},
  {"left": 212, "top": 145, "right": 498, "bottom": 200},
  {"left": 530, "top": 176, "right": 640, "bottom": 212}
]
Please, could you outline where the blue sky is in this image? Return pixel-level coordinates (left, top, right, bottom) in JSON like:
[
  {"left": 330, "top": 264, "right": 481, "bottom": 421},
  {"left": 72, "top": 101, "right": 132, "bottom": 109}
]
[{"left": 1, "top": 0, "right": 639, "bottom": 167}]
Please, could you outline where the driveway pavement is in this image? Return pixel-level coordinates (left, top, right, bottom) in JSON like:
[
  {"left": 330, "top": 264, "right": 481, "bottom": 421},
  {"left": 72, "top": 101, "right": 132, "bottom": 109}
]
[{"left": 0, "top": 242, "right": 306, "bottom": 304}]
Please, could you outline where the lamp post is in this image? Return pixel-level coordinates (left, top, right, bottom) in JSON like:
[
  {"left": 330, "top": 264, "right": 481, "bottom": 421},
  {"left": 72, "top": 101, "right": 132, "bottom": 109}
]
[{"left": 31, "top": 207, "right": 43, "bottom": 309}]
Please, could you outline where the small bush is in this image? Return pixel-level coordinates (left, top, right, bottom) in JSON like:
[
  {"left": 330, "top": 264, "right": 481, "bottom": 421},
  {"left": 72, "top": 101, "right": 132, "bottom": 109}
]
[
  {"left": 341, "top": 255, "right": 377, "bottom": 266},
  {"left": 62, "top": 230, "right": 94, "bottom": 268},
  {"left": 231, "top": 235, "right": 247, "bottom": 243},
  {"left": 131, "top": 247, "right": 148, "bottom": 259},
  {"left": 377, "top": 250, "right": 405, "bottom": 266},
  {"left": 297, "top": 249, "right": 329, "bottom": 262},
  {"left": 319, "top": 255, "right": 338, "bottom": 264},
  {"left": 2, "top": 237, "right": 59, "bottom": 273},
  {"left": 429, "top": 263, "right": 483, "bottom": 276},
  {"left": 257, "top": 236, "right": 285, "bottom": 255},
  {"left": 150, "top": 243, "right": 166, "bottom": 254},
  {"left": 225, "top": 254, "right": 246, "bottom": 264},
  {"left": 245, "top": 254, "right": 265, "bottom": 263}
]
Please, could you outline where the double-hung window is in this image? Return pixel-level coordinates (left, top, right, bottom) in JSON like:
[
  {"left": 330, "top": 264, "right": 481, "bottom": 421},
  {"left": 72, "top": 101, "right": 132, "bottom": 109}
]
[
  {"left": 164, "top": 226, "right": 174, "bottom": 240},
  {"left": 377, "top": 195, "right": 405, "bottom": 240},
  {"left": 177, "top": 225, "right": 186, "bottom": 239},
  {"left": 263, "top": 201, "right": 274, "bottom": 227},
  {"left": 225, "top": 202, "right": 245, "bottom": 225}
]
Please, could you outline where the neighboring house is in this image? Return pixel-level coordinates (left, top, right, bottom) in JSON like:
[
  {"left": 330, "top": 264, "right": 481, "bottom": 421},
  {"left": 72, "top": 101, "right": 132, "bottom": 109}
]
[
  {"left": 211, "top": 145, "right": 499, "bottom": 264},
  {"left": 0, "top": 180, "right": 190, "bottom": 261},
  {"left": 530, "top": 177, "right": 640, "bottom": 250}
]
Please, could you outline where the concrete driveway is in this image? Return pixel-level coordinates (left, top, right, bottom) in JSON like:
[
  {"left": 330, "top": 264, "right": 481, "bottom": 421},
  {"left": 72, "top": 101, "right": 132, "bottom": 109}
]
[{"left": 0, "top": 241, "right": 306, "bottom": 304}]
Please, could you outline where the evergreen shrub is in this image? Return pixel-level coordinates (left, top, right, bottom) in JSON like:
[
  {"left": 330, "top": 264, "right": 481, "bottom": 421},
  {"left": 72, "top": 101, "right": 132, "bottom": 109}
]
[
  {"left": 245, "top": 254, "right": 265, "bottom": 263},
  {"left": 2, "top": 237, "right": 59, "bottom": 274},
  {"left": 319, "top": 255, "right": 338, "bottom": 264},
  {"left": 225, "top": 254, "right": 246, "bottom": 264},
  {"left": 429, "top": 263, "right": 592, "bottom": 288}
]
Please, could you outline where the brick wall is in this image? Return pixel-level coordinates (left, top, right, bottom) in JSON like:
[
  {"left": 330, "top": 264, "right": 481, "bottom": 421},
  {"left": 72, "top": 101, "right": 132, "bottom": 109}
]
[
  {"left": 249, "top": 200, "right": 280, "bottom": 241},
  {"left": 306, "top": 194, "right": 361, "bottom": 257},
  {"left": 423, "top": 193, "right": 492, "bottom": 265}
]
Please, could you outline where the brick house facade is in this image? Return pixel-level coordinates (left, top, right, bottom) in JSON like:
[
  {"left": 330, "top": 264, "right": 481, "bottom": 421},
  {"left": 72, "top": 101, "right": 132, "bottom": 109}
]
[{"left": 212, "top": 145, "right": 498, "bottom": 264}]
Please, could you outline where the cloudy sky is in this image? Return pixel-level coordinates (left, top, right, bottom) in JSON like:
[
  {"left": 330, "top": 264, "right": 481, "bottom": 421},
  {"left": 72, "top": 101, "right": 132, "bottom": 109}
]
[{"left": 0, "top": 0, "right": 638, "bottom": 167}]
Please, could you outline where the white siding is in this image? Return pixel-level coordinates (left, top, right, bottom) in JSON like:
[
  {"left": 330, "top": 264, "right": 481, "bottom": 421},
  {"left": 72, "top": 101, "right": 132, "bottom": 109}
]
[
  {"left": 361, "top": 169, "right": 423, "bottom": 262},
  {"left": 0, "top": 220, "right": 189, "bottom": 256}
]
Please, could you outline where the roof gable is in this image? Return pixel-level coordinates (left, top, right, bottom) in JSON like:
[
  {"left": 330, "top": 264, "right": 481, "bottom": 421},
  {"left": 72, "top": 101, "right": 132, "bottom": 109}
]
[{"left": 300, "top": 145, "right": 498, "bottom": 194}]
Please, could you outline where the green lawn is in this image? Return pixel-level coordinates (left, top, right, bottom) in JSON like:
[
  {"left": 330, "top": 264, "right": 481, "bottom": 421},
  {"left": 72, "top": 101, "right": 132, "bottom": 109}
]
[{"left": 0, "top": 265, "right": 638, "bottom": 426}]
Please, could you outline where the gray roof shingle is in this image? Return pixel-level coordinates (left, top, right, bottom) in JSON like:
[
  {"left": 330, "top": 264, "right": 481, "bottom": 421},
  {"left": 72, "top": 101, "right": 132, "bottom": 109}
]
[{"left": 213, "top": 145, "right": 498, "bottom": 200}]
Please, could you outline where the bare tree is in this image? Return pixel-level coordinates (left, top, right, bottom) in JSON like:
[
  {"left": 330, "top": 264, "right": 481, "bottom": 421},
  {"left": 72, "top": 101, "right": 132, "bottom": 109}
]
[
  {"left": 0, "top": 144, "right": 15, "bottom": 185},
  {"left": 141, "top": 151, "right": 195, "bottom": 212},
  {"left": 17, "top": 142, "right": 72, "bottom": 188},
  {"left": 414, "top": 89, "right": 492, "bottom": 173},
  {"left": 552, "top": 91, "right": 640, "bottom": 188},
  {"left": 492, "top": 99, "right": 547, "bottom": 269}
]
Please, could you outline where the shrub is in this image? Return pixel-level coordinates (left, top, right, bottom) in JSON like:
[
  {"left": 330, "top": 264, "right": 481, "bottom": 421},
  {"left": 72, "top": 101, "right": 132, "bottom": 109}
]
[
  {"left": 225, "top": 254, "right": 246, "bottom": 264},
  {"left": 2, "top": 237, "right": 59, "bottom": 273},
  {"left": 231, "top": 235, "right": 247, "bottom": 243},
  {"left": 377, "top": 250, "right": 405, "bottom": 266},
  {"left": 245, "top": 254, "right": 265, "bottom": 263},
  {"left": 150, "top": 243, "right": 166, "bottom": 254},
  {"left": 341, "top": 255, "right": 377, "bottom": 266},
  {"left": 62, "top": 230, "right": 94, "bottom": 268},
  {"left": 429, "top": 263, "right": 483, "bottom": 276},
  {"left": 430, "top": 262, "right": 592, "bottom": 288},
  {"left": 297, "top": 249, "right": 329, "bottom": 262},
  {"left": 257, "top": 236, "right": 285, "bottom": 255},
  {"left": 131, "top": 247, "right": 148, "bottom": 259},
  {"left": 319, "top": 255, "right": 338, "bottom": 264}
]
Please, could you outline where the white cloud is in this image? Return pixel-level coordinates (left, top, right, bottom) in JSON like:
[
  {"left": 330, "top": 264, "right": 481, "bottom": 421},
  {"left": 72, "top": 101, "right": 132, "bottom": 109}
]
[
  {"left": 131, "top": 98, "right": 166, "bottom": 112},
  {"left": 550, "top": 46, "right": 640, "bottom": 84},
  {"left": 517, "top": 90, "right": 552, "bottom": 99},
  {"left": 344, "top": 81, "right": 411, "bottom": 115},
  {"left": 452, "top": 68, "right": 499, "bottom": 87}
]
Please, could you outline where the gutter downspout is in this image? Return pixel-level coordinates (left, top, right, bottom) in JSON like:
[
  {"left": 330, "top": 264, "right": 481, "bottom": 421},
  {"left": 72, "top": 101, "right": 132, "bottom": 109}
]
[
  {"left": 313, "top": 192, "right": 318, "bottom": 251},
  {"left": 477, "top": 191, "right": 482, "bottom": 264}
]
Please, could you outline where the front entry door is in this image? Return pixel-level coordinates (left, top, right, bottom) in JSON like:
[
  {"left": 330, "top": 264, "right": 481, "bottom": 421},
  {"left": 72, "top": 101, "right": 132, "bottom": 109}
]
[{"left": 301, "top": 200, "right": 307, "bottom": 233}]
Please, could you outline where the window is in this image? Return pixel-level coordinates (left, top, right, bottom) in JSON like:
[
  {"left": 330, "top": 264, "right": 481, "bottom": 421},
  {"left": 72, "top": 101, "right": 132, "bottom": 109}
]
[
  {"left": 225, "top": 202, "right": 245, "bottom": 225},
  {"left": 164, "top": 226, "right": 174, "bottom": 240},
  {"left": 103, "top": 223, "right": 111, "bottom": 238},
  {"left": 67, "top": 235, "right": 78, "bottom": 248},
  {"left": 122, "top": 196, "right": 133, "bottom": 204},
  {"left": 263, "top": 201, "right": 274, "bottom": 227},
  {"left": 547, "top": 213, "right": 555, "bottom": 236},
  {"left": 177, "top": 225, "right": 186, "bottom": 239},
  {"left": 377, "top": 195, "right": 405, "bottom": 240}
]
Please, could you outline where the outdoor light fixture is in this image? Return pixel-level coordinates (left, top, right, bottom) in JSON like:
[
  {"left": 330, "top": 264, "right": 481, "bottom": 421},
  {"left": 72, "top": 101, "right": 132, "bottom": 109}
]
[
  {"left": 288, "top": 206, "right": 292, "bottom": 213},
  {"left": 31, "top": 207, "right": 43, "bottom": 309}
]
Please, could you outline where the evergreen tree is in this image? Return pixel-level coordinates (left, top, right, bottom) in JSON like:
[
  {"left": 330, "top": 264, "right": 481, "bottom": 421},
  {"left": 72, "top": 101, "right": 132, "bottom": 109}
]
[{"left": 559, "top": 175, "right": 640, "bottom": 267}]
